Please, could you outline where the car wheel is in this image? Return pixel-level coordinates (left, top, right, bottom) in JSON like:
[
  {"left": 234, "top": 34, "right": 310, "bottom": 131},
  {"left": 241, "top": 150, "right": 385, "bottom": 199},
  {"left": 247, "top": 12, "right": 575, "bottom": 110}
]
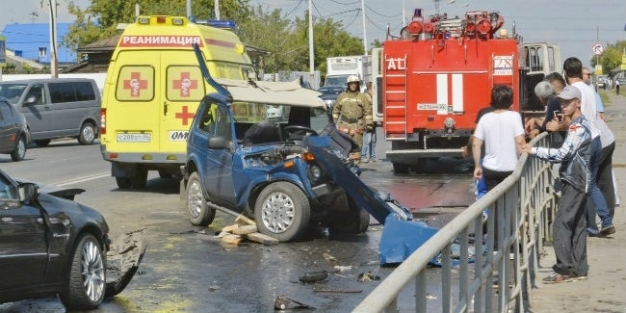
[
  {"left": 78, "top": 122, "right": 96, "bottom": 145},
  {"left": 116, "top": 177, "right": 132, "bottom": 189},
  {"left": 254, "top": 182, "right": 310, "bottom": 242},
  {"left": 60, "top": 234, "right": 106, "bottom": 310},
  {"left": 34, "top": 139, "right": 51, "bottom": 147},
  {"left": 10, "top": 136, "right": 27, "bottom": 161},
  {"left": 186, "top": 172, "right": 216, "bottom": 226},
  {"left": 130, "top": 168, "right": 147, "bottom": 189}
]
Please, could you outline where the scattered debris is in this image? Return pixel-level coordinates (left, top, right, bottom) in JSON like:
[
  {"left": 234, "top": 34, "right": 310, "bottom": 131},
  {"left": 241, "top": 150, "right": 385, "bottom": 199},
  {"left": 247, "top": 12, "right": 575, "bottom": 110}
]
[
  {"left": 274, "top": 295, "right": 316, "bottom": 310},
  {"left": 426, "top": 294, "right": 437, "bottom": 300},
  {"left": 298, "top": 270, "right": 329, "bottom": 283},
  {"left": 208, "top": 285, "right": 220, "bottom": 292},
  {"left": 217, "top": 215, "right": 279, "bottom": 246},
  {"left": 323, "top": 253, "right": 338, "bottom": 262},
  {"left": 313, "top": 288, "right": 362, "bottom": 294},
  {"left": 333, "top": 265, "right": 353, "bottom": 272},
  {"left": 357, "top": 272, "right": 380, "bottom": 282}
]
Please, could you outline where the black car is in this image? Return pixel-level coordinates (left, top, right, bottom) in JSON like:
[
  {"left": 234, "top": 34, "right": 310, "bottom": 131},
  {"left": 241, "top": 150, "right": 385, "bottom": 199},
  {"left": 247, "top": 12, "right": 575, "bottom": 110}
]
[
  {"left": 0, "top": 96, "right": 28, "bottom": 161},
  {"left": 0, "top": 169, "right": 145, "bottom": 310},
  {"left": 318, "top": 86, "right": 344, "bottom": 111}
]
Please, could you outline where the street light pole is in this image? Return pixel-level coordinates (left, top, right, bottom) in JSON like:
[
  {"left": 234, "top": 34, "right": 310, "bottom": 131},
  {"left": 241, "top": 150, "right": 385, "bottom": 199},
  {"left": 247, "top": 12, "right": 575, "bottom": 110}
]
[
  {"left": 48, "top": 0, "right": 58, "bottom": 78},
  {"left": 308, "top": 0, "right": 315, "bottom": 89},
  {"left": 361, "top": 0, "right": 367, "bottom": 55}
]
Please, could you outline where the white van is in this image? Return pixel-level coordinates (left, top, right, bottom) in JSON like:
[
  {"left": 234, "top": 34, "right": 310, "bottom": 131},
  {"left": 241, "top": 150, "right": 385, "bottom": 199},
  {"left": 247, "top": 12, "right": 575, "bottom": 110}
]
[{"left": 0, "top": 78, "right": 101, "bottom": 146}]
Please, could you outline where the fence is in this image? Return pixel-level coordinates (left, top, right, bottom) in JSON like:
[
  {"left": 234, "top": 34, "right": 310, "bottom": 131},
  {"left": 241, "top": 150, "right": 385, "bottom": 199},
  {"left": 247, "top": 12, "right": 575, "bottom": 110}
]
[{"left": 353, "top": 132, "right": 558, "bottom": 313}]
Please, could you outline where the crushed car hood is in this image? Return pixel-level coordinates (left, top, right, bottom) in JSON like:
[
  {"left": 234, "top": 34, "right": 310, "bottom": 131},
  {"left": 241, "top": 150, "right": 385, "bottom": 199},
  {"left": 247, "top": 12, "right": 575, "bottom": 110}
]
[{"left": 215, "top": 78, "right": 324, "bottom": 108}]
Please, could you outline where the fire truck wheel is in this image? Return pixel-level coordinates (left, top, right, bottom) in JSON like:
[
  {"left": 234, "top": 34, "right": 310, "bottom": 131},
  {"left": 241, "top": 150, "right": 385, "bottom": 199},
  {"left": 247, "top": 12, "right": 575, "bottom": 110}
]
[
  {"left": 255, "top": 182, "right": 310, "bottom": 242},
  {"left": 392, "top": 163, "right": 410, "bottom": 174}
]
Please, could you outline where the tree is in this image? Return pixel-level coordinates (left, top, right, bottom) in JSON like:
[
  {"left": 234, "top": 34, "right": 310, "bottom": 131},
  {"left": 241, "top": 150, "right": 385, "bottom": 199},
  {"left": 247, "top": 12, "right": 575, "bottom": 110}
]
[
  {"left": 591, "top": 40, "right": 626, "bottom": 76},
  {"left": 63, "top": 0, "right": 250, "bottom": 58}
]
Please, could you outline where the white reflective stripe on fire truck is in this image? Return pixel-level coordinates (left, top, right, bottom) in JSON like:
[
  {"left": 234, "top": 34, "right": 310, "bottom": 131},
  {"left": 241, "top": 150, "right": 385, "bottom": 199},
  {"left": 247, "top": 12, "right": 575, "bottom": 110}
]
[
  {"left": 436, "top": 74, "right": 447, "bottom": 106},
  {"left": 452, "top": 74, "right": 463, "bottom": 112}
]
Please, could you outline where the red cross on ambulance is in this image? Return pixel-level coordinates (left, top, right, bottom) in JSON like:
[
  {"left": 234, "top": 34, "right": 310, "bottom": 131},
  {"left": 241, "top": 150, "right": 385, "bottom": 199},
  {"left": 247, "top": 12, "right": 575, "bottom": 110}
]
[
  {"left": 175, "top": 106, "right": 195, "bottom": 126},
  {"left": 123, "top": 72, "right": 148, "bottom": 97},
  {"left": 173, "top": 72, "right": 198, "bottom": 97}
]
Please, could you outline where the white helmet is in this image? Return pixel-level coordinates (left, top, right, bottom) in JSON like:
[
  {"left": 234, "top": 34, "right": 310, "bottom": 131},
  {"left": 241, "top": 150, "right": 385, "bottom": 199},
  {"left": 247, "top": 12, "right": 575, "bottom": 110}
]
[{"left": 346, "top": 75, "right": 360, "bottom": 84}]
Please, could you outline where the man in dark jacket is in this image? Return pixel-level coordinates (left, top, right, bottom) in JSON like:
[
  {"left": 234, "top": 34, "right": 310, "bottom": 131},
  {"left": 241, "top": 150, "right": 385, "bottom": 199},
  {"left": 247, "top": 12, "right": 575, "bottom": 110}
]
[{"left": 522, "top": 85, "right": 593, "bottom": 284}]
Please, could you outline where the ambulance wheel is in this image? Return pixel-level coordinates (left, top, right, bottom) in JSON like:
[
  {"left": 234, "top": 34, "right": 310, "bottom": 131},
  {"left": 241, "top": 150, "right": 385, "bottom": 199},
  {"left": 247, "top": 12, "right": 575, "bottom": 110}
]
[
  {"left": 186, "top": 172, "right": 215, "bottom": 226},
  {"left": 158, "top": 169, "right": 173, "bottom": 179},
  {"left": 130, "top": 168, "right": 148, "bottom": 189},
  {"left": 254, "top": 182, "right": 310, "bottom": 242},
  {"left": 392, "top": 163, "right": 410, "bottom": 174},
  {"left": 78, "top": 122, "right": 97, "bottom": 145},
  {"left": 35, "top": 139, "right": 51, "bottom": 147},
  {"left": 115, "top": 177, "right": 132, "bottom": 189}
]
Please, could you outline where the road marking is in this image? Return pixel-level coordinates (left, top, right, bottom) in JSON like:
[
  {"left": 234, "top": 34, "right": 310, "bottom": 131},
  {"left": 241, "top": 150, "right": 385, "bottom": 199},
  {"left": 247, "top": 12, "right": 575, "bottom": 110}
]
[{"left": 52, "top": 172, "right": 110, "bottom": 187}]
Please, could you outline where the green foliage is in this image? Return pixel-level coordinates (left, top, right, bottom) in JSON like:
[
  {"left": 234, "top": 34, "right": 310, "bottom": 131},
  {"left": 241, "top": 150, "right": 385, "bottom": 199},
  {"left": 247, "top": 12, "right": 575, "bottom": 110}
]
[
  {"left": 63, "top": 0, "right": 250, "bottom": 59},
  {"left": 238, "top": 7, "right": 364, "bottom": 74},
  {"left": 591, "top": 40, "right": 626, "bottom": 76}
]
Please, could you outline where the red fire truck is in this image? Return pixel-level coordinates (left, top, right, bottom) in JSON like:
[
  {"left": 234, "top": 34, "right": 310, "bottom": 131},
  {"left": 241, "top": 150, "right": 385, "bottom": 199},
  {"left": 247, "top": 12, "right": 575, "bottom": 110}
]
[{"left": 371, "top": 9, "right": 560, "bottom": 174}]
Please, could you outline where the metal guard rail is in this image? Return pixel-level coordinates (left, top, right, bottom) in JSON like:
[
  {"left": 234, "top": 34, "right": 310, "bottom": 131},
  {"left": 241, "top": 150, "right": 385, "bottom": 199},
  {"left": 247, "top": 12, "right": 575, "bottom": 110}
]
[{"left": 353, "top": 132, "right": 557, "bottom": 313}]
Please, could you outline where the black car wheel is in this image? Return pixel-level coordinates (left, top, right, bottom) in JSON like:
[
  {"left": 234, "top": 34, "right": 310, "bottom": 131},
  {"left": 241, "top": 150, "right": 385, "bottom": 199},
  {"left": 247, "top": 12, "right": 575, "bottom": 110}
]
[
  {"left": 78, "top": 122, "right": 97, "bottom": 145},
  {"left": 10, "top": 135, "right": 27, "bottom": 161},
  {"left": 186, "top": 172, "right": 216, "bottom": 226},
  {"left": 34, "top": 139, "right": 51, "bottom": 147},
  {"left": 60, "top": 234, "right": 106, "bottom": 310},
  {"left": 254, "top": 182, "right": 310, "bottom": 242}
]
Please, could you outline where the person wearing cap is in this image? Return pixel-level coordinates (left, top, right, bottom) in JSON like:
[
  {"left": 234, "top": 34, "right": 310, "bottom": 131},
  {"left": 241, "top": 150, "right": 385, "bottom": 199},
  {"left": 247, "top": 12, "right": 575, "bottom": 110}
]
[
  {"left": 522, "top": 85, "right": 593, "bottom": 283},
  {"left": 561, "top": 57, "right": 615, "bottom": 237},
  {"left": 333, "top": 75, "right": 373, "bottom": 163}
]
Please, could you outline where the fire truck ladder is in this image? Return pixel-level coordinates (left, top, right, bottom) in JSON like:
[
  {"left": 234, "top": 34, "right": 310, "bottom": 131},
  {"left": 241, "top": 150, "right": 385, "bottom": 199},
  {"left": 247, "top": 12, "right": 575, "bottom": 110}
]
[{"left": 385, "top": 54, "right": 408, "bottom": 140}]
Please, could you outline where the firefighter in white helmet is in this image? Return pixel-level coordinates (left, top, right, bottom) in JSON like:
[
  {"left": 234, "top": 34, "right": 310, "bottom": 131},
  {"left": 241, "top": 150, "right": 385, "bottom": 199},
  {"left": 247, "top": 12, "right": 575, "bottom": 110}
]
[{"left": 332, "top": 75, "right": 373, "bottom": 163}]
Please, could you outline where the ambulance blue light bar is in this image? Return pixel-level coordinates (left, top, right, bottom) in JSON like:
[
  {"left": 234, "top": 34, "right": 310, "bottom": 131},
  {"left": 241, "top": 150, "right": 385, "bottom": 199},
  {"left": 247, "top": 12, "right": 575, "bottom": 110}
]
[{"left": 193, "top": 19, "right": 237, "bottom": 30}]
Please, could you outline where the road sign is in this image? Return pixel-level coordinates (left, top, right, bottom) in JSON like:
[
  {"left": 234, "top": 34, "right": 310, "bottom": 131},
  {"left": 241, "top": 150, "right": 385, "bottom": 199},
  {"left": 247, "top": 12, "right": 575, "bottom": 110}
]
[{"left": 592, "top": 42, "right": 605, "bottom": 56}]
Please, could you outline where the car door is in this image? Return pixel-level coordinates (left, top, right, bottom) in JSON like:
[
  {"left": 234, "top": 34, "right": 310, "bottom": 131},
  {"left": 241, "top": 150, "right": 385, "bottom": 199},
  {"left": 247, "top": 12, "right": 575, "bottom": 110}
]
[
  {"left": 21, "top": 84, "right": 52, "bottom": 138},
  {"left": 0, "top": 101, "right": 11, "bottom": 152},
  {"left": 0, "top": 174, "right": 48, "bottom": 290},
  {"left": 198, "top": 102, "right": 236, "bottom": 206}
]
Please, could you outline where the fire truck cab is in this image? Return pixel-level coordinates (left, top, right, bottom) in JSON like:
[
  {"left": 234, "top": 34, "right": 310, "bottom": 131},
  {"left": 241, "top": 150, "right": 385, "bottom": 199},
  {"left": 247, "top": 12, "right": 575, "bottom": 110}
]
[{"left": 371, "top": 9, "right": 560, "bottom": 174}]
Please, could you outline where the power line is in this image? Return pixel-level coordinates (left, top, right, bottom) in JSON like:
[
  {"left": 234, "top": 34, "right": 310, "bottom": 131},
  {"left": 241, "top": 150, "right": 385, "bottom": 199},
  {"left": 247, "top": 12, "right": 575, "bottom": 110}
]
[
  {"left": 327, "top": 0, "right": 360, "bottom": 5},
  {"left": 364, "top": 3, "right": 401, "bottom": 18},
  {"left": 283, "top": 0, "right": 304, "bottom": 19}
]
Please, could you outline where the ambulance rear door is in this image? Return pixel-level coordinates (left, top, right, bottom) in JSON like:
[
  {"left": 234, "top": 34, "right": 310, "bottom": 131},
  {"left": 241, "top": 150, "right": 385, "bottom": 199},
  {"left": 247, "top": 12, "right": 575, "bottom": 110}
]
[
  {"left": 161, "top": 50, "right": 207, "bottom": 154},
  {"left": 110, "top": 51, "right": 161, "bottom": 153}
]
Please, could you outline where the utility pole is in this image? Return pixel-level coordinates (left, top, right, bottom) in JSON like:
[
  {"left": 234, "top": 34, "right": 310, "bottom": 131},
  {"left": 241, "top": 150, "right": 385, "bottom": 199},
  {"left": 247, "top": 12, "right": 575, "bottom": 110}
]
[
  {"left": 186, "top": 0, "right": 191, "bottom": 18},
  {"left": 361, "top": 0, "right": 367, "bottom": 55},
  {"left": 214, "top": 0, "right": 220, "bottom": 20},
  {"left": 308, "top": 0, "right": 315, "bottom": 89},
  {"left": 48, "top": 0, "right": 58, "bottom": 78}
]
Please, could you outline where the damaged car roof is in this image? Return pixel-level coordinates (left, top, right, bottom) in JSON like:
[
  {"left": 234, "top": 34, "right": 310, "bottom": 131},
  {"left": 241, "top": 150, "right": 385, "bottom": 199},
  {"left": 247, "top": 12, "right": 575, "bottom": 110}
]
[{"left": 214, "top": 78, "right": 324, "bottom": 108}]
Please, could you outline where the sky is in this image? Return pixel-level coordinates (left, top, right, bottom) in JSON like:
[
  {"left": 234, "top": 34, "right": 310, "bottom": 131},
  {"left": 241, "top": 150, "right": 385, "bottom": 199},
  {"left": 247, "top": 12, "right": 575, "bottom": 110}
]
[{"left": 2, "top": 0, "right": 625, "bottom": 69}]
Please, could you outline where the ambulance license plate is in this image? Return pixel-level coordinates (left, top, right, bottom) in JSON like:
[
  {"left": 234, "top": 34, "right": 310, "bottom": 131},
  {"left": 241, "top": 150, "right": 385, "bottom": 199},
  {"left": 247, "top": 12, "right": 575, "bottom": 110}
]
[{"left": 117, "top": 133, "right": 151, "bottom": 142}]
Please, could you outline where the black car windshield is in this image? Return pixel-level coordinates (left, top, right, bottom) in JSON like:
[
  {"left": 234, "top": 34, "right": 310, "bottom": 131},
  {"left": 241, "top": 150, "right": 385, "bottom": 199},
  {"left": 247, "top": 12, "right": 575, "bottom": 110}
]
[
  {"left": 0, "top": 84, "right": 28, "bottom": 104},
  {"left": 0, "top": 175, "right": 18, "bottom": 200}
]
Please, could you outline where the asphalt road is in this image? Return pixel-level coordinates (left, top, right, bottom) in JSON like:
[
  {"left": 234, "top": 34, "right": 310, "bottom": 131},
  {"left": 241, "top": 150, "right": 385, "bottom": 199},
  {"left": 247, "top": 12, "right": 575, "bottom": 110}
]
[{"left": 0, "top": 138, "right": 475, "bottom": 312}]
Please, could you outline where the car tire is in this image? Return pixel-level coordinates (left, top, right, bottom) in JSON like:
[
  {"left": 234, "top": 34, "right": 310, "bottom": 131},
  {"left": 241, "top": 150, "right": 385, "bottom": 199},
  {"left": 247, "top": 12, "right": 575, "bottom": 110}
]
[
  {"left": 10, "top": 135, "right": 27, "bottom": 161},
  {"left": 254, "top": 182, "right": 310, "bottom": 242},
  {"left": 78, "top": 122, "right": 97, "bottom": 145},
  {"left": 116, "top": 177, "right": 132, "bottom": 189},
  {"left": 186, "top": 172, "right": 216, "bottom": 226},
  {"left": 34, "top": 139, "right": 51, "bottom": 147},
  {"left": 60, "top": 233, "right": 106, "bottom": 310},
  {"left": 130, "top": 168, "right": 147, "bottom": 189}
]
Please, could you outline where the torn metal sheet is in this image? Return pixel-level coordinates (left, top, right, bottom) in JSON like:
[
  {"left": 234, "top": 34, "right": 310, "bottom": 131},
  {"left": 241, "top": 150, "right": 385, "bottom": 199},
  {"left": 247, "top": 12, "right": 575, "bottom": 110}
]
[{"left": 105, "top": 229, "right": 147, "bottom": 297}]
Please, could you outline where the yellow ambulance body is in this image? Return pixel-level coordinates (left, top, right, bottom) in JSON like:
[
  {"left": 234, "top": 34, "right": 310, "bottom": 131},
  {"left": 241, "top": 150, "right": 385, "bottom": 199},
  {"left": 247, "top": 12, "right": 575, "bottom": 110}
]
[{"left": 100, "top": 15, "right": 253, "bottom": 189}]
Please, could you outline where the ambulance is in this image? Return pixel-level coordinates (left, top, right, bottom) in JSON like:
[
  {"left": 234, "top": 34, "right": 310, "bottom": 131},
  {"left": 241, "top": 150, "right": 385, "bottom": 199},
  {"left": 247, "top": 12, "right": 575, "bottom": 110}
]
[{"left": 100, "top": 15, "right": 254, "bottom": 189}]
